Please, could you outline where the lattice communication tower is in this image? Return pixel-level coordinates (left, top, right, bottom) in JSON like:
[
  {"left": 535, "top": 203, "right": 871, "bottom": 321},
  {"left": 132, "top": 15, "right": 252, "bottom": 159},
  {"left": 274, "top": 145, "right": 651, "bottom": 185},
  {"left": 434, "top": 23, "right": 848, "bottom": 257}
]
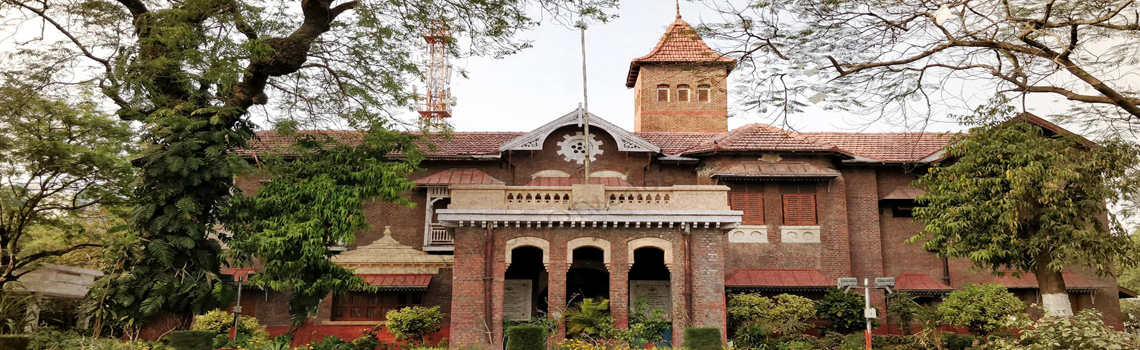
[{"left": 419, "top": 21, "right": 453, "bottom": 120}]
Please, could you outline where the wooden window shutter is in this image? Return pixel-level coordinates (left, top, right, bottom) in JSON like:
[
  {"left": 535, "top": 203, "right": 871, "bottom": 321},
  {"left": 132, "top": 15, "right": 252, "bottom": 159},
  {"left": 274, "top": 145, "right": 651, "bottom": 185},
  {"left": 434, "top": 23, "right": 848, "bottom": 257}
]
[
  {"left": 783, "top": 194, "right": 817, "bottom": 225},
  {"left": 730, "top": 193, "right": 764, "bottom": 225}
]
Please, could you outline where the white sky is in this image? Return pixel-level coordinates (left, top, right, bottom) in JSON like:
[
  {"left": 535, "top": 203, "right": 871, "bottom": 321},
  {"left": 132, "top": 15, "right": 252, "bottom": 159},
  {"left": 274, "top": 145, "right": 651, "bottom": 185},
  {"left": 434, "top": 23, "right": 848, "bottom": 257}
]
[{"left": 420, "top": 0, "right": 1070, "bottom": 134}]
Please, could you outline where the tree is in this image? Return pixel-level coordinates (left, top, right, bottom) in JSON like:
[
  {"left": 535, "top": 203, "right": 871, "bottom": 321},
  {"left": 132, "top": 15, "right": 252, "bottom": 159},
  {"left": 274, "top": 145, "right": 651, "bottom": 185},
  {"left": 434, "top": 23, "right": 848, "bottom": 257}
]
[
  {"left": 815, "top": 288, "right": 877, "bottom": 334},
  {"left": 701, "top": 0, "right": 1140, "bottom": 129},
  {"left": 912, "top": 103, "right": 1140, "bottom": 316},
  {"left": 1, "top": 0, "right": 617, "bottom": 325},
  {"left": 938, "top": 283, "right": 1026, "bottom": 335},
  {"left": 222, "top": 126, "right": 422, "bottom": 322},
  {"left": 385, "top": 305, "right": 444, "bottom": 344},
  {"left": 0, "top": 79, "right": 134, "bottom": 291}
]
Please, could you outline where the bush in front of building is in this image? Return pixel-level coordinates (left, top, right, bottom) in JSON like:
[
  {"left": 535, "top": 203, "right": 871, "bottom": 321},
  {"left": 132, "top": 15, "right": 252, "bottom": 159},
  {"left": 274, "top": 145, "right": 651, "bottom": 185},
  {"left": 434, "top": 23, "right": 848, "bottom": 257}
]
[
  {"left": 385, "top": 305, "right": 444, "bottom": 344},
  {"left": 937, "top": 283, "right": 1026, "bottom": 336},
  {"left": 506, "top": 324, "right": 547, "bottom": 350},
  {"left": 816, "top": 288, "right": 878, "bottom": 334},
  {"left": 683, "top": 327, "right": 721, "bottom": 350},
  {"left": 0, "top": 334, "right": 30, "bottom": 350},
  {"left": 981, "top": 309, "right": 1139, "bottom": 350},
  {"left": 619, "top": 299, "right": 670, "bottom": 347},
  {"left": 168, "top": 330, "right": 215, "bottom": 350},
  {"left": 565, "top": 298, "right": 616, "bottom": 339},
  {"left": 727, "top": 293, "right": 816, "bottom": 336},
  {"left": 190, "top": 308, "right": 269, "bottom": 348}
]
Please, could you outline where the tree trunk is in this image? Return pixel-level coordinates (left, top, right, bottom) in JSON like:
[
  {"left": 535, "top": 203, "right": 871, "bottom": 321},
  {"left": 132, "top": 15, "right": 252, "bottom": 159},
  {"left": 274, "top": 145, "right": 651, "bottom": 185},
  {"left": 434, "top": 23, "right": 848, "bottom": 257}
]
[{"left": 1034, "top": 251, "right": 1073, "bottom": 317}]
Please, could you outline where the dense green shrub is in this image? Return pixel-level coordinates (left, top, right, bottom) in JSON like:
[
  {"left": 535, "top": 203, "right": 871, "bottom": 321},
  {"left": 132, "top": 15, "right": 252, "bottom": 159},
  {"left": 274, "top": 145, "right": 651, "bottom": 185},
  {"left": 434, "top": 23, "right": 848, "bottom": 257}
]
[
  {"left": 887, "top": 292, "right": 925, "bottom": 334},
  {"left": 938, "top": 283, "right": 1025, "bottom": 335},
  {"left": 1016, "top": 309, "right": 1137, "bottom": 350},
  {"left": 683, "top": 327, "right": 721, "bottom": 350},
  {"left": 941, "top": 333, "right": 977, "bottom": 350},
  {"left": 728, "top": 293, "right": 816, "bottom": 335},
  {"left": 505, "top": 325, "right": 547, "bottom": 350},
  {"left": 816, "top": 288, "right": 878, "bottom": 334},
  {"left": 0, "top": 335, "right": 30, "bottom": 350},
  {"left": 169, "top": 330, "right": 214, "bottom": 350},
  {"left": 385, "top": 306, "right": 444, "bottom": 343},
  {"left": 308, "top": 335, "right": 353, "bottom": 350},
  {"left": 621, "top": 300, "right": 670, "bottom": 346},
  {"left": 565, "top": 298, "right": 615, "bottom": 339},
  {"left": 1122, "top": 299, "right": 1139, "bottom": 335},
  {"left": 192, "top": 308, "right": 270, "bottom": 348}
]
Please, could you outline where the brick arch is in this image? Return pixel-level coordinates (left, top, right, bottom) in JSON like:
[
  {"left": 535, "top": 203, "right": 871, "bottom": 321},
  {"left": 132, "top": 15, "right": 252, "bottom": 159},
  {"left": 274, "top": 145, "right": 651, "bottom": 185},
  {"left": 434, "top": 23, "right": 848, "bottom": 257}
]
[
  {"left": 627, "top": 237, "right": 673, "bottom": 268},
  {"left": 505, "top": 237, "right": 550, "bottom": 267},
  {"left": 566, "top": 237, "right": 612, "bottom": 266}
]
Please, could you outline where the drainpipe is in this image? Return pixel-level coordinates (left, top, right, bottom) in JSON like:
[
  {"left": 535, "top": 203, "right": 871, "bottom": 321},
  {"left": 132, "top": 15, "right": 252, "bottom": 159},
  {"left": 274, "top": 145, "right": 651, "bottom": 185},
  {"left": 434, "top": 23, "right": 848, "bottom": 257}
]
[
  {"left": 484, "top": 224, "right": 495, "bottom": 347},
  {"left": 683, "top": 224, "right": 693, "bottom": 325}
]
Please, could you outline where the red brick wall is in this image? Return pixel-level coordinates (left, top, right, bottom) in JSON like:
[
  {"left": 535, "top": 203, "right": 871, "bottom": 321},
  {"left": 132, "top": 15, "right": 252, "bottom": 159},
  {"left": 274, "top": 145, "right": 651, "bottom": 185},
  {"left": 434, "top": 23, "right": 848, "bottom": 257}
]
[{"left": 632, "top": 65, "right": 729, "bottom": 132}]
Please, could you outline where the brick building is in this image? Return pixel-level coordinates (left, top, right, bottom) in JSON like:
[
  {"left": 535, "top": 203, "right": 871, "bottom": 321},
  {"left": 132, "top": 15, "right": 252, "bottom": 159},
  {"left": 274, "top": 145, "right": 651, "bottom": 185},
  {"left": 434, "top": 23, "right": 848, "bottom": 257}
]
[{"left": 228, "top": 12, "right": 1127, "bottom": 349}]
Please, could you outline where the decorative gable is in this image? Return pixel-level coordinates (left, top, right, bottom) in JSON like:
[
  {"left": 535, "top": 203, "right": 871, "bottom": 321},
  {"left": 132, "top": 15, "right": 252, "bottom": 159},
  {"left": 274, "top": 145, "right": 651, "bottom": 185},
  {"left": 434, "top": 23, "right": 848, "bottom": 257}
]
[{"left": 499, "top": 108, "right": 661, "bottom": 154}]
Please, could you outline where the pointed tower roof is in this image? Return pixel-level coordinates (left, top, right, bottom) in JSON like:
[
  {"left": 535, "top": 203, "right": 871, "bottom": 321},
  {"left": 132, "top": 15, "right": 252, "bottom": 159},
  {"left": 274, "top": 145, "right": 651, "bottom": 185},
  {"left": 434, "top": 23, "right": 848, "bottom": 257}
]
[{"left": 626, "top": 15, "right": 736, "bottom": 87}]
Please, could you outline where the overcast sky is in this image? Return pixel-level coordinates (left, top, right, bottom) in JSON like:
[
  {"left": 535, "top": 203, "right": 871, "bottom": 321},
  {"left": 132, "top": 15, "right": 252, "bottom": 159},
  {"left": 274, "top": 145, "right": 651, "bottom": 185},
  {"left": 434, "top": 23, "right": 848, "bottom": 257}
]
[{"left": 415, "top": 0, "right": 1071, "bottom": 135}]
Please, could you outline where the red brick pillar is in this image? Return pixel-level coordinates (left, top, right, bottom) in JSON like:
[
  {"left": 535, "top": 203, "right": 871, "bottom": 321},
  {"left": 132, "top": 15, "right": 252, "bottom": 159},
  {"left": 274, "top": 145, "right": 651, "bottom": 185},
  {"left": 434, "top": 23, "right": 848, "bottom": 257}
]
[
  {"left": 690, "top": 229, "right": 727, "bottom": 336},
  {"left": 450, "top": 227, "right": 490, "bottom": 349},
  {"left": 547, "top": 257, "right": 568, "bottom": 341},
  {"left": 609, "top": 263, "right": 630, "bottom": 329},
  {"left": 668, "top": 246, "right": 686, "bottom": 348},
  {"left": 491, "top": 244, "right": 507, "bottom": 349}
]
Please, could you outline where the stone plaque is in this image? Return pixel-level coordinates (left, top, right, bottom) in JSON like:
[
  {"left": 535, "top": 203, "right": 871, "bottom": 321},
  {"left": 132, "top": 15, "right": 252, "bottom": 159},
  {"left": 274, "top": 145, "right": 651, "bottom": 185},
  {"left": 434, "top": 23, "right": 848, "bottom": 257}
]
[
  {"left": 504, "top": 279, "right": 533, "bottom": 321},
  {"left": 629, "top": 280, "right": 671, "bottom": 318}
]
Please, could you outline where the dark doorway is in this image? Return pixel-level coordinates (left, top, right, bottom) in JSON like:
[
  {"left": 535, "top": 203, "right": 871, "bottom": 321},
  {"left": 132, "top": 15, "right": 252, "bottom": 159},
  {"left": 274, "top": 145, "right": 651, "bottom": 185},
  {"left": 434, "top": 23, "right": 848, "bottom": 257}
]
[
  {"left": 567, "top": 247, "right": 610, "bottom": 304},
  {"left": 504, "top": 246, "right": 548, "bottom": 319}
]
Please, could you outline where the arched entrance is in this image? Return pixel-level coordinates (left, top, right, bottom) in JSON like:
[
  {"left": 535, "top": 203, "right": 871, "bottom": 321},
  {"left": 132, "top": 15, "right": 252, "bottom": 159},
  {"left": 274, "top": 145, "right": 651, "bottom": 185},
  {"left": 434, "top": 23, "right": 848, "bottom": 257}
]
[
  {"left": 566, "top": 247, "right": 610, "bottom": 303},
  {"left": 628, "top": 247, "right": 672, "bottom": 316},
  {"left": 504, "top": 246, "right": 548, "bottom": 321}
]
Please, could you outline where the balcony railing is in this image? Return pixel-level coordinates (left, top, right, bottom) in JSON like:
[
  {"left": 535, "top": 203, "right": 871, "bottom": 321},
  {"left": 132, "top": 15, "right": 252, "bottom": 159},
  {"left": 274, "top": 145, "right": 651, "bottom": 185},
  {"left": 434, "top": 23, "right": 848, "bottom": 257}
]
[
  {"left": 447, "top": 184, "right": 730, "bottom": 211},
  {"left": 427, "top": 224, "right": 453, "bottom": 245}
]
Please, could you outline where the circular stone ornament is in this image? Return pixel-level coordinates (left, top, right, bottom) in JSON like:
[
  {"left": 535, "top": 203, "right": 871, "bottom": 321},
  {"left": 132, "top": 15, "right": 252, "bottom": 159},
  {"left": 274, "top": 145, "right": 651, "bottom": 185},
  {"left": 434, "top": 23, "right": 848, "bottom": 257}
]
[{"left": 556, "top": 132, "right": 604, "bottom": 164}]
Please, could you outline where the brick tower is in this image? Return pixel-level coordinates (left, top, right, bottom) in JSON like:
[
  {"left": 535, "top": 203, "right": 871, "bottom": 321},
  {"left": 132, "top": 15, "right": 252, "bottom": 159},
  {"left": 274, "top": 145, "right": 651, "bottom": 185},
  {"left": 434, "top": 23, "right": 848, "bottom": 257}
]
[{"left": 626, "top": 9, "right": 735, "bottom": 132}]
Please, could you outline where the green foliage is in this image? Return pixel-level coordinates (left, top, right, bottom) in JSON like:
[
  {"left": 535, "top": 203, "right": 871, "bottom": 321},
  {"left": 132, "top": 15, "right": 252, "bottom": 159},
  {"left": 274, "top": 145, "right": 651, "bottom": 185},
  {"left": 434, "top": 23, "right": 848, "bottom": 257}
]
[
  {"left": 168, "top": 330, "right": 215, "bottom": 350},
  {"left": 565, "top": 298, "right": 616, "bottom": 339},
  {"left": 940, "top": 334, "right": 978, "bottom": 350},
  {"left": 0, "top": 79, "right": 135, "bottom": 291},
  {"left": 224, "top": 127, "right": 422, "bottom": 322},
  {"left": 728, "top": 293, "right": 816, "bottom": 335},
  {"left": 887, "top": 292, "right": 924, "bottom": 334},
  {"left": 621, "top": 299, "right": 670, "bottom": 346},
  {"left": 190, "top": 308, "right": 268, "bottom": 348},
  {"left": 0, "top": 335, "right": 30, "bottom": 350},
  {"left": 0, "top": 292, "right": 33, "bottom": 334},
  {"left": 26, "top": 330, "right": 173, "bottom": 350},
  {"left": 308, "top": 336, "right": 352, "bottom": 350},
  {"left": 683, "top": 327, "right": 722, "bottom": 350},
  {"left": 1016, "top": 309, "right": 1137, "bottom": 350},
  {"left": 913, "top": 103, "right": 1140, "bottom": 308},
  {"left": 816, "top": 288, "right": 877, "bottom": 334},
  {"left": 384, "top": 305, "right": 444, "bottom": 343},
  {"left": 938, "top": 283, "right": 1026, "bottom": 335},
  {"left": 1122, "top": 299, "right": 1140, "bottom": 335},
  {"left": 505, "top": 325, "right": 547, "bottom": 350},
  {"left": 504, "top": 311, "right": 558, "bottom": 342}
]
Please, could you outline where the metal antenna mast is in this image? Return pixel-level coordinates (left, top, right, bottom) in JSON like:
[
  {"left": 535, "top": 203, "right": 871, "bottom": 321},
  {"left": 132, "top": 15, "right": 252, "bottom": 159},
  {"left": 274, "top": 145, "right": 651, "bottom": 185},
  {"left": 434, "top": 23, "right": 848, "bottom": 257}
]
[
  {"left": 419, "top": 20, "right": 454, "bottom": 127},
  {"left": 579, "top": 10, "right": 591, "bottom": 184}
]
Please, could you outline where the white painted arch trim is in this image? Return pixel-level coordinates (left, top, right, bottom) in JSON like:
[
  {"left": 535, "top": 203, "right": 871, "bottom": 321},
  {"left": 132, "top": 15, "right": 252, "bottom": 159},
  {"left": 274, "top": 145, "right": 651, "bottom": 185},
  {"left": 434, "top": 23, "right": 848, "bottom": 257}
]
[
  {"left": 567, "top": 237, "right": 612, "bottom": 266},
  {"left": 627, "top": 237, "right": 673, "bottom": 268},
  {"left": 499, "top": 108, "right": 661, "bottom": 153},
  {"left": 506, "top": 237, "right": 550, "bottom": 268}
]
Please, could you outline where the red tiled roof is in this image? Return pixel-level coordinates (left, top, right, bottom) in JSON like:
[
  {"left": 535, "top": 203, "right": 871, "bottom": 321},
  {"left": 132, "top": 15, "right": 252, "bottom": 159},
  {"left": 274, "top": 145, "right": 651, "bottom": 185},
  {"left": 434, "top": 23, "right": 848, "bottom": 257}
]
[
  {"left": 712, "top": 162, "right": 840, "bottom": 179},
  {"left": 725, "top": 269, "right": 833, "bottom": 290},
  {"left": 683, "top": 124, "right": 841, "bottom": 155},
  {"left": 526, "top": 176, "right": 631, "bottom": 187},
  {"left": 634, "top": 132, "right": 720, "bottom": 155},
  {"left": 882, "top": 186, "right": 926, "bottom": 200},
  {"left": 626, "top": 17, "right": 735, "bottom": 87},
  {"left": 222, "top": 268, "right": 257, "bottom": 283},
  {"left": 414, "top": 169, "right": 503, "bottom": 185},
  {"left": 895, "top": 273, "right": 953, "bottom": 293},
  {"left": 359, "top": 274, "right": 433, "bottom": 291},
  {"left": 238, "top": 130, "right": 524, "bottom": 158},
  {"left": 986, "top": 272, "right": 1100, "bottom": 292},
  {"left": 804, "top": 132, "right": 956, "bottom": 162}
]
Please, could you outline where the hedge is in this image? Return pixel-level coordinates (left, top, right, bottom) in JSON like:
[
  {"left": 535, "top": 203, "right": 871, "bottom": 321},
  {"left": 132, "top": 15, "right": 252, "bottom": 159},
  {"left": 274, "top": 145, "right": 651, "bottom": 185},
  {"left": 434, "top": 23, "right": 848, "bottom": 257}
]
[
  {"left": 506, "top": 325, "right": 547, "bottom": 350},
  {"left": 683, "top": 327, "right": 721, "bottom": 350},
  {"left": 0, "top": 335, "right": 30, "bottom": 350},
  {"left": 169, "top": 330, "right": 215, "bottom": 350}
]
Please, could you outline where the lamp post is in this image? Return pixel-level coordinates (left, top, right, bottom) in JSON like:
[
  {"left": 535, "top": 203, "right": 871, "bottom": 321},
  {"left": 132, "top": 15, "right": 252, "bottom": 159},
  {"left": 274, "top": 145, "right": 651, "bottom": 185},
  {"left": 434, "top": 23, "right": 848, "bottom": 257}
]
[{"left": 838, "top": 277, "right": 895, "bottom": 350}]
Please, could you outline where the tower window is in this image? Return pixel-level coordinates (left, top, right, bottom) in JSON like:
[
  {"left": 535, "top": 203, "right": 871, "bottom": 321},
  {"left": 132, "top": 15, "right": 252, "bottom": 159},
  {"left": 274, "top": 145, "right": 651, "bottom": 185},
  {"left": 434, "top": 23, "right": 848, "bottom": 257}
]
[
  {"left": 677, "top": 84, "right": 691, "bottom": 102},
  {"left": 656, "top": 84, "right": 670, "bottom": 102},
  {"left": 698, "top": 85, "right": 710, "bottom": 102}
]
